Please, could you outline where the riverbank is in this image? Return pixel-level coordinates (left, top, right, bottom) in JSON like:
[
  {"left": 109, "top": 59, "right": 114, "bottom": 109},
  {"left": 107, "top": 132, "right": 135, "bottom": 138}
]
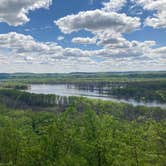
[
  {"left": 0, "top": 88, "right": 165, "bottom": 121},
  {"left": 26, "top": 84, "right": 166, "bottom": 109}
]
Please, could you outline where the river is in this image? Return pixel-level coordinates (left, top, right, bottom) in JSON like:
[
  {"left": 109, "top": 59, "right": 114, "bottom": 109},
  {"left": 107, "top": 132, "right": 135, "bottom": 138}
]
[{"left": 26, "top": 84, "right": 166, "bottom": 109}]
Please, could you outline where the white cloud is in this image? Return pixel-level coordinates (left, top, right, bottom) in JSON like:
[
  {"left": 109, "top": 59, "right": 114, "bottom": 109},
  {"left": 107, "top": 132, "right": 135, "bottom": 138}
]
[
  {"left": 0, "top": 0, "right": 52, "bottom": 26},
  {"left": 134, "top": 0, "right": 166, "bottom": 28},
  {"left": 152, "top": 47, "right": 166, "bottom": 58},
  {"left": 0, "top": 0, "right": 165, "bottom": 72},
  {"left": 0, "top": 32, "right": 92, "bottom": 63},
  {"left": 145, "top": 12, "right": 166, "bottom": 29},
  {"left": 57, "top": 36, "right": 64, "bottom": 41},
  {"left": 0, "top": 32, "right": 50, "bottom": 55},
  {"left": 102, "top": 0, "right": 126, "bottom": 12},
  {"left": 97, "top": 39, "right": 156, "bottom": 59},
  {"left": 55, "top": 10, "right": 141, "bottom": 34},
  {"left": 72, "top": 37, "right": 96, "bottom": 44},
  {"left": 0, "top": 32, "right": 165, "bottom": 73}
]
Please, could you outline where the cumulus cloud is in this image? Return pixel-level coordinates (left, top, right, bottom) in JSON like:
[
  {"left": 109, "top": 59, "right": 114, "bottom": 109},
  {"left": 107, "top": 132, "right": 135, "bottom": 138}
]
[
  {"left": 0, "top": 0, "right": 165, "bottom": 72},
  {"left": 0, "top": 32, "right": 50, "bottom": 55},
  {"left": 134, "top": 0, "right": 166, "bottom": 28},
  {"left": 55, "top": 10, "right": 141, "bottom": 34},
  {"left": 100, "top": 39, "right": 156, "bottom": 59},
  {"left": 102, "top": 0, "right": 126, "bottom": 12},
  {"left": 0, "top": 32, "right": 92, "bottom": 64},
  {"left": 72, "top": 37, "right": 96, "bottom": 44},
  {"left": 152, "top": 47, "right": 166, "bottom": 58},
  {"left": 0, "top": 0, "right": 52, "bottom": 26},
  {"left": 0, "top": 31, "right": 165, "bottom": 72}
]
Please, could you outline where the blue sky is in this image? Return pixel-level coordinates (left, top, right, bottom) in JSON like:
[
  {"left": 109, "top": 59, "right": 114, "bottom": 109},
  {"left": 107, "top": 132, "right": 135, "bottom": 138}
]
[
  {"left": 0, "top": 0, "right": 165, "bottom": 73},
  {"left": 0, "top": 0, "right": 101, "bottom": 42}
]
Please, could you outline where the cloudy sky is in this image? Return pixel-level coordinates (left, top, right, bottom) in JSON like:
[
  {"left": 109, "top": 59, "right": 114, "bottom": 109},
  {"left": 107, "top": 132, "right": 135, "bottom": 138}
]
[{"left": 0, "top": 0, "right": 165, "bottom": 73}]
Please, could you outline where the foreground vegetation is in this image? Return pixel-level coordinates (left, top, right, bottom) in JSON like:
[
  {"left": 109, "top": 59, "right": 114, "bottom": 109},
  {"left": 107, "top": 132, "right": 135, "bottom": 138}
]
[
  {"left": 0, "top": 101, "right": 166, "bottom": 166},
  {"left": 0, "top": 72, "right": 165, "bottom": 165},
  {"left": 0, "top": 88, "right": 165, "bottom": 165}
]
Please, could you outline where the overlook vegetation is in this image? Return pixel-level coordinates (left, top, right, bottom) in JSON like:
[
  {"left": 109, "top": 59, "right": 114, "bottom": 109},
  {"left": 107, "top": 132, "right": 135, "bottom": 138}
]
[
  {"left": 0, "top": 72, "right": 166, "bottom": 165},
  {"left": 0, "top": 96, "right": 166, "bottom": 166}
]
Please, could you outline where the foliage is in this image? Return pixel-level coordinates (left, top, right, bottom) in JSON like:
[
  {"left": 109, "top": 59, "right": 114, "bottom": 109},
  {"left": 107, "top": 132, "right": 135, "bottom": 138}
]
[
  {"left": 0, "top": 72, "right": 166, "bottom": 165},
  {"left": 0, "top": 103, "right": 165, "bottom": 166},
  {"left": 1, "top": 72, "right": 166, "bottom": 103},
  {"left": 0, "top": 89, "right": 166, "bottom": 121}
]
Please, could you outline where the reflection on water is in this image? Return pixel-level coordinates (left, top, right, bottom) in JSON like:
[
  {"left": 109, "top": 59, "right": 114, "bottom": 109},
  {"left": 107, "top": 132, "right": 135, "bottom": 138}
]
[{"left": 26, "top": 84, "right": 166, "bottom": 109}]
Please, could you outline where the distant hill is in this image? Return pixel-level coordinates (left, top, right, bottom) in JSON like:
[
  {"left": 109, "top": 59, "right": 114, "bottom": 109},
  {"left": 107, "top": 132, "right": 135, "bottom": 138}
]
[{"left": 0, "top": 71, "right": 166, "bottom": 80}]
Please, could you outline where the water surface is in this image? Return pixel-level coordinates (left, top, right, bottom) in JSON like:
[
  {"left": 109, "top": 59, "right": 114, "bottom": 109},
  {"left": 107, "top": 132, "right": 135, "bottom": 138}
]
[{"left": 27, "top": 84, "right": 166, "bottom": 109}]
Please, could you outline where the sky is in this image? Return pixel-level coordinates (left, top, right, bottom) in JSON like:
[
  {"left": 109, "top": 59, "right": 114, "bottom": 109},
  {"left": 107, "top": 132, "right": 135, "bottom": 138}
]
[{"left": 0, "top": 0, "right": 165, "bottom": 73}]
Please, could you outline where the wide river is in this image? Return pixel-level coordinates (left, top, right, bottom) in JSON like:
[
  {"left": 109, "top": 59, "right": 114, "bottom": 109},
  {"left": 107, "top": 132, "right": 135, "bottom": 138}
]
[{"left": 26, "top": 84, "right": 166, "bottom": 109}]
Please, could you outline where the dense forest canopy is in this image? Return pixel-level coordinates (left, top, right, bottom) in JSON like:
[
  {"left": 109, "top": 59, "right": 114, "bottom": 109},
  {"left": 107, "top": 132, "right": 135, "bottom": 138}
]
[{"left": 0, "top": 96, "right": 166, "bottom": 166}]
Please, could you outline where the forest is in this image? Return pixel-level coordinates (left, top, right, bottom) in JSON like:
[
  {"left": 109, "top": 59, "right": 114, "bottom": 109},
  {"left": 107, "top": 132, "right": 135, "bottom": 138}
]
[
  {"left": 0, "top": 102, "right": 165, "bottom": 166},
  {"left": 0, "top": 72, "right": 166, "bottom": 166},
  {"left": 1, "top": 72, "right": 166, "bottom": 103}
]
